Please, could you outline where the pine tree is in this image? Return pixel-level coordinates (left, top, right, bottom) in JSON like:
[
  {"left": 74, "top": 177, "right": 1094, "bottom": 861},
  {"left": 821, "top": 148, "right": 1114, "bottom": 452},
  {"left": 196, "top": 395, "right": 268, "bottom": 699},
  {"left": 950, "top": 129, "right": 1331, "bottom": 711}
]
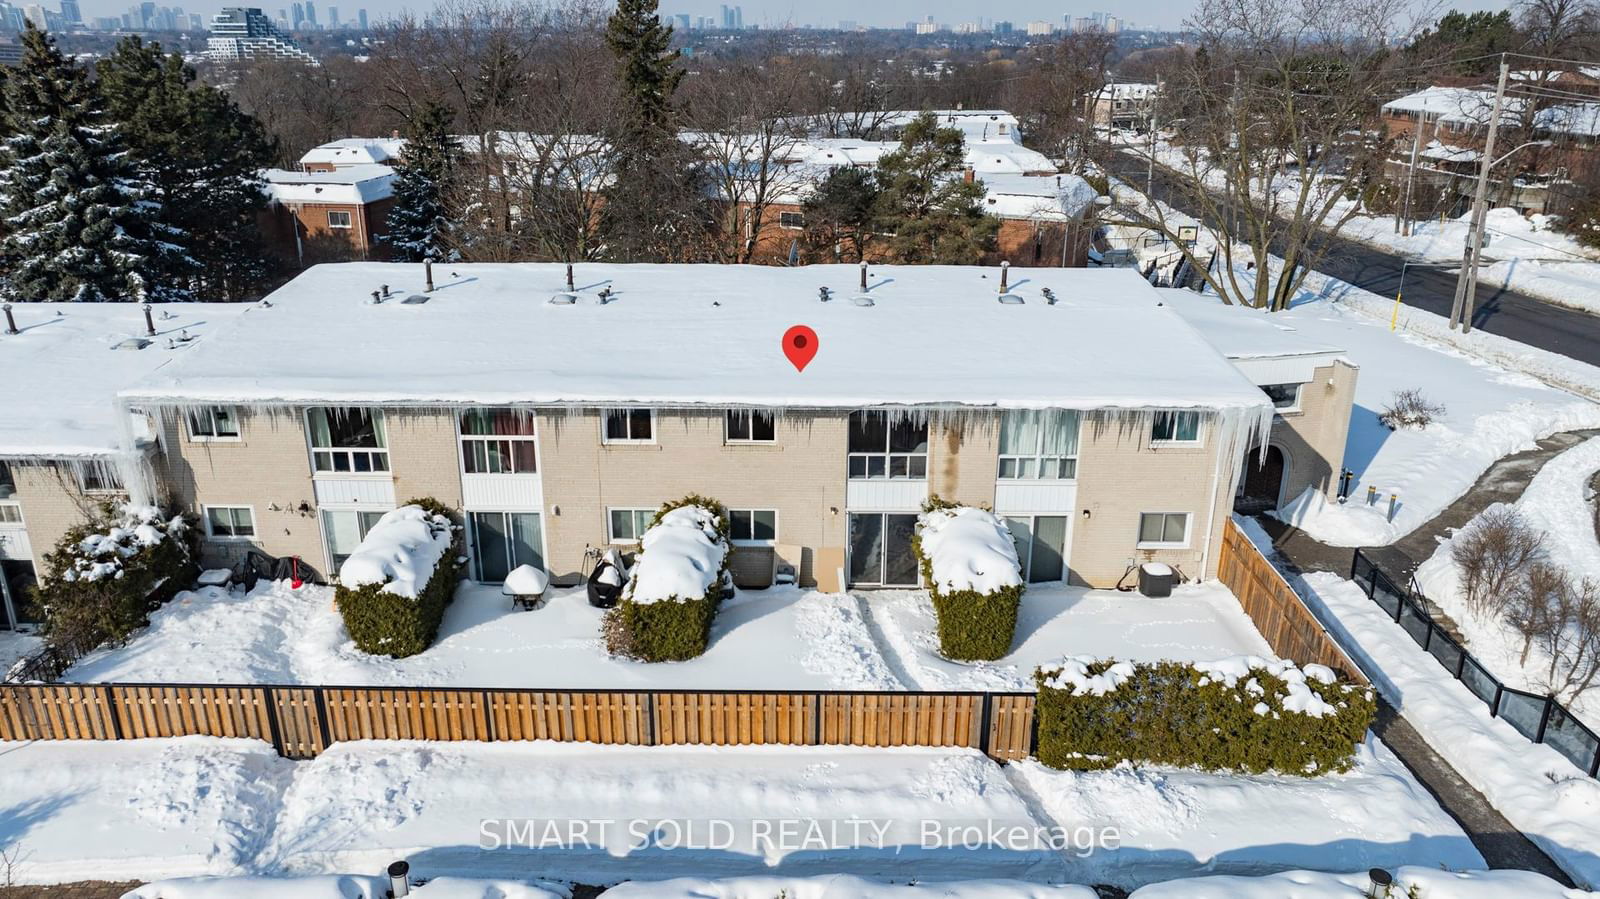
[
  {"left": 0, "top": 25, "right": 184, "bottom": 302},
  {"left": 802, "top": 167, "right": 881, "bottom": 262},
  {"left": 97, "top": 36, "right": 276, "bottom": 300},
  {"left": 874, "top": 113, "right": 999, "bottom": 264},
  {"left": 385, "top": 102, "right": 462, "bottom": 262}
]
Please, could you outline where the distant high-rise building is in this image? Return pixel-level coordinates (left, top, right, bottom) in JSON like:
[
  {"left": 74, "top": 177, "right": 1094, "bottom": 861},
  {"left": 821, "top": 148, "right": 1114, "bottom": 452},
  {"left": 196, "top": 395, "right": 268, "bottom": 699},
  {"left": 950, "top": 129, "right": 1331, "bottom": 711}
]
[
  {"left": 357, "top": 6, "right": 365, "bottom": 28},
  {"left": 992, "top": 19, "right": 1011, "bottom": 34},
  {"left": 327, "top": 5, "right": 336, "bottom": 25},
  {"left": 1104, "top": 15, "right": 1119, "bottom": 33},
  {"left": 58, "top": 0, "right": 79, "bottom": 23},
  {"left": 1024, "top": 20, "right": 1053, "bottom": 35},
  {"left": 290, "top": 1, "right": 302, "bottom": 26},
  {"left": 733, "top": 5, "right": 741, "bottom": 28},
  {"left": 718, "top": 3, "right": 729, "bottom": 27},
  {"left": 205, "top": 7, "right": 318, "bottom": 62},
  {"left": 837, "top": 18, "right": 854, "bottom": 29},
  {"left": 672, "top": 12, "right": 687, "bottom": 30},
  {"left": 304, "top": 0, "right": 315, "bottom": 26}
]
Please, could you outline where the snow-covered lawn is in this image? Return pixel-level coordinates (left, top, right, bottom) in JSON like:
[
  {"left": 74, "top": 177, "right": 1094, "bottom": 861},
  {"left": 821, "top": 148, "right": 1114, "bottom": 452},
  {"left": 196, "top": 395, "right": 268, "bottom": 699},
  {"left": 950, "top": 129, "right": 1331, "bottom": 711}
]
[
  {"left": 0, "top": 629, "right": 41, "bottom": 673},
  {"left": 1239, "top": 519, "right": 1600, "bottom": 888},
  {"left": 1414, "top": 435, "right": 1600, "bottom": 727},
  {"left": 0, "top": 735, "right": 1480, "bottom": 889},
  {"left": 62, "top": 580, "right": 1271, "bottom": 691}
]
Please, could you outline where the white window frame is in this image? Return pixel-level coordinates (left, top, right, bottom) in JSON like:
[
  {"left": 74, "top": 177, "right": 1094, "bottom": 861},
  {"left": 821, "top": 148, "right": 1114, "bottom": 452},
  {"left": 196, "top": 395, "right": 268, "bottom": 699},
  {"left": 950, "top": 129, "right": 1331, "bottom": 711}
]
[
  {"left": 0, "top": 503, "right": 22, "bottom": 525},
  {"left": 997, "top": 410, "right": 1080, "bottom": 481},
  {"left": 185, "top": 406, "right": 242, "bottom": 442},
  {"left": 1150, "top": 411, "right": 1204, "bottom": 447},
  {"left": 77, "top": 465, "right": 123, "bottom": 494},
  {"left": 728, "top": 508, "right": 779, "bottom": 546},
  {"left": 724, "top": 409, "right": 777, "bottom": 444},
  {"left": 459, "top": 408, "right": 538, "bottom": 475},
  {"left": 601, "top": 409, "right": 656, "bottom": 445},
  {"left": 203, "top": 504, "right": 257, "bottom": 540},
  {"left": 778, "top": 211, "right": 805, "bottom": 230},
  {"left": 607, "top": 507, "right": 656, "bottom": 543},
  {"left": 327, "top": 210, "right": 353, "bottom": 229},
  {"left": 847, "top": 411, "right": 929, "bottom": 480},
  {"left": 307, "top": 408, "right": 390, "bottom": 475},
  {"left": 1261, "top": 382, "right": 1303, "bottom": 413},
  {"left": 1136, "top": 511, "right": 1191, "bottom": 549}
]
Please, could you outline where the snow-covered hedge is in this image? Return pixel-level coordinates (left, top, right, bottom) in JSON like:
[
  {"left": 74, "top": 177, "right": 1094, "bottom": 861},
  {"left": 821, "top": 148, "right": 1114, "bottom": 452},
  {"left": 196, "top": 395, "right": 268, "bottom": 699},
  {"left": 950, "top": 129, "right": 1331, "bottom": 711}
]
[
  {"left": 335, "top": 499, "right": 464, "bottom": 659},
  {"left": 35, "top": 502, "right": 198, "bottom": 654},
  {"left": 604, "top": 495, "right": 730, "bottom": 663},
  {"left": 1034, "top": 655, "right": 1376, "bottom": 775},
  {"left": 913, "top": 497, "right": 1024, "bottom": 661}
]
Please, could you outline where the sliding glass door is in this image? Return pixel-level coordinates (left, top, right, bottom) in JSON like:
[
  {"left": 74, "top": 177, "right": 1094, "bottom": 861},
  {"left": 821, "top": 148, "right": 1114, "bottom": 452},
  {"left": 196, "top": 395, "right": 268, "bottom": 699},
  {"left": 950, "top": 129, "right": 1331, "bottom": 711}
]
[
  {"left": 1005, "top": 515, "right": 1069, "bottom": 583},
  {"left": 471, "top": 511, "right": 544, "bottom": 583},
  {"left": 848, "top": 512, "right": 919, "bottom": 587}
]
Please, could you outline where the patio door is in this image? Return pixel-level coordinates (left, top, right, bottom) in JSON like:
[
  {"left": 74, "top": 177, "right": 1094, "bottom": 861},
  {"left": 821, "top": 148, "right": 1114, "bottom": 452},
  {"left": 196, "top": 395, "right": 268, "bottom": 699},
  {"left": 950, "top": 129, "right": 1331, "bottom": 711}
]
[
  {"left": 471, "top": 511, "right": 544, "bottom": 583},
  {"left": 321, "top": 509, "right": 388, "bottom": 575},
  {"left": 847, "top": 512, "right": 919, "bottom": 587},
  {"left": 1005, "top": 515, "right": 1069, "bottom": 583}
]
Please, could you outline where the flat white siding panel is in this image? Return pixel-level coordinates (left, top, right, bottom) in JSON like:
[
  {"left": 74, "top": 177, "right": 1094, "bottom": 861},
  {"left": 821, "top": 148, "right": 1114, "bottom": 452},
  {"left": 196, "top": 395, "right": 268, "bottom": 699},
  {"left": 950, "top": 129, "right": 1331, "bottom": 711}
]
[
  {"left": 995, "top": 482, "right": 1079, "bottom": 514},
  {"left": 0, "top": 526, "right": 31, "bottom": 561},
  {"left": 1232, "top": 353, "right": 1342, "bottom": 386},
  {"left": 846, "top": 479, "right": 928, "bottom": 511},
  {"left": 313, "top": 477, "right": 397, "bottom": 506},
  {"left": 462, "top": 474, "right": 544, "bottom": 509}
]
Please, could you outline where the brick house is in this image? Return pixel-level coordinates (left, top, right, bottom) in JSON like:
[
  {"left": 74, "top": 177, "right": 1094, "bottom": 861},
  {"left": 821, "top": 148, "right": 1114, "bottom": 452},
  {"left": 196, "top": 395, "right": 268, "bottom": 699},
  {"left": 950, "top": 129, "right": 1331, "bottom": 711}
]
[{"left": 261, "top": 165, "right": 398, "bottom": 266}]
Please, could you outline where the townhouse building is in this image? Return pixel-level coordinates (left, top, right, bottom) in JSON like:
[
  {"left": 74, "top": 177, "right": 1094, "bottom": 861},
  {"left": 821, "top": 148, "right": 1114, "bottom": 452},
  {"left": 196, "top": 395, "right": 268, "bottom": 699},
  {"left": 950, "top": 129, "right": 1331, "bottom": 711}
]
[
  {"left": 0, "top": 263, "right": 1358, "bottom": 631},
  {"left": 260, "top": 165, "right": 397, "bottom": 266}
]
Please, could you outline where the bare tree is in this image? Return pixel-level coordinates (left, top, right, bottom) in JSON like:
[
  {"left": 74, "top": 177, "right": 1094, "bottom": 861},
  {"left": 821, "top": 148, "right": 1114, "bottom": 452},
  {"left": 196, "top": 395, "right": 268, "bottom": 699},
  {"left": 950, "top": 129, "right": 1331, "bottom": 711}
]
[
  {"left": 1510, "top": 560, "right": 1568, "bottom": 665},
  {"left": 1451, "top": 505, "right": 1548, "bottom": 615},
  {"left": 1544, "top": 576, "right": 1600, "bottom": 704},
  {"left": 1008, "top": 31, "right": 1117, "bottom": 171}
]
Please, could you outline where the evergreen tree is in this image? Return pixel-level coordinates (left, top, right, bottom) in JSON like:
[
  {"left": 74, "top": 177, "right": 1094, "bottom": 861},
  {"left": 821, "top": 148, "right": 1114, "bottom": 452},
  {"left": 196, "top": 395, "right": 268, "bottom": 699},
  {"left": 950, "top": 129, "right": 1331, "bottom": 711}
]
[
  {"left": 385, "top": 101, "right": 462, "bottom": 262},
  {"left": 0, "top": 25, "right": 184, "bottom": 302},
  {"left": 802, "top": 166, "right": 881, "bottom": 262},
  {"left": 873, "top": 113, "right": 998, "bottom": 264},
  {"left": 97, "top": 36, "right": 276, "bottom": 300},
  {"left": 601, "top": 0, "right": 710, "bottom": 261}
]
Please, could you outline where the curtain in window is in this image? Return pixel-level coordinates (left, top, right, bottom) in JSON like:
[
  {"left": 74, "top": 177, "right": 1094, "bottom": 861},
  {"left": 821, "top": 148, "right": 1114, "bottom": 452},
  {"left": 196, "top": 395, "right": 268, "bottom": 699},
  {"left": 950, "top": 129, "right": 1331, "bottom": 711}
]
[
  {"left": 1000, "top": 410, "right": 1079, "bottom": 455},
  {"left": 308, "top": 408, "right": 333, "bottom": 448},
  {"left": 998, "top": 411, "right": 1040, "bottom": 455},
  {"left": 1042, "top": 410, "right": 1080, "bottom": 455}
]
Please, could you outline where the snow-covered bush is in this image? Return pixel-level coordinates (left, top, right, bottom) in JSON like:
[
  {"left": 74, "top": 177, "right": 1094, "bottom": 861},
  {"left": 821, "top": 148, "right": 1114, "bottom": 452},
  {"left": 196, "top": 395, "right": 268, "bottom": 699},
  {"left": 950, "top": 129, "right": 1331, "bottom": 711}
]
[
  {"left": 334, "top": 499, "right": 464, "bottom": 659},
  {"left": 1033, "top": 656, "right": 1375, "bottom": 775},
  {"left": 913, "top": 496, "right": 1024, "bottom": 661},
  {"left": 35, "top": 502, "right": 198, "bottom": 655},
  {"left": 1378, "top": 388, "right": 1446, "bottom": 430},
  {"left": 604, "top": 495, "right": 730, "bottom": 663}
]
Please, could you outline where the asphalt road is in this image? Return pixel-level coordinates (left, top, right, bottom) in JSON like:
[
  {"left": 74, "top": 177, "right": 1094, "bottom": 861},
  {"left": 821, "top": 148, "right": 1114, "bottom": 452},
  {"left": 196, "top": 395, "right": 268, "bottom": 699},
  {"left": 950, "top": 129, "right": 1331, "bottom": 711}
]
[{"left": 1110, "top": 153, "right": 1600, "bottom": 368}]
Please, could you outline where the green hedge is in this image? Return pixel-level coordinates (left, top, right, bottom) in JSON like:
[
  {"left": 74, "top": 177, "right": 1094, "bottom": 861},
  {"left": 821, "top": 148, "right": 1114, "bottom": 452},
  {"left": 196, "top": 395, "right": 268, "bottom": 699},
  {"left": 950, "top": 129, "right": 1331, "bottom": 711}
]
[
  {"left": 914, "top": 495, "right": 1023, "bottom": 661},
  {"left": 604, "top": 494, "right": 729, "bottom": 663},
  {"left": 1034, "top": 658, "right": 1376, "bottom": 775},
  {"left": 34, "top": 502, "right": 199, "bottom": 655},
  {"left": 335, "top": 499, "right": 464, "bottom": 658}
]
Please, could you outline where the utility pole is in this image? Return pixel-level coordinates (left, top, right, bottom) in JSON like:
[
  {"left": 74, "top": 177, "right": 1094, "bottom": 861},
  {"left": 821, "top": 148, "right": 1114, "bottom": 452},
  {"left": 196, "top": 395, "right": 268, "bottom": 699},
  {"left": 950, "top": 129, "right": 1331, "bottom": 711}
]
[
  {"left": 1146, "top": 77, "right": 1161, "bottom": 198},
  {"left": 1400, "top": 116, "right": 1422, "bottom": 237},
  {"left": 1449, "top": 57, "right": 1509, "bottom": 333}
]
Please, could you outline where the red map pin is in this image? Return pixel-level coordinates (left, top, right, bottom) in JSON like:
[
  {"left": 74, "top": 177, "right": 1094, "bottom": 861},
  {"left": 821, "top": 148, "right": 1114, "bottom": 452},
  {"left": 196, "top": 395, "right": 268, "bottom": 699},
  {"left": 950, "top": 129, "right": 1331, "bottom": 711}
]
[{"left": 783, "top": 325, "right": 819, "bottom": 372}]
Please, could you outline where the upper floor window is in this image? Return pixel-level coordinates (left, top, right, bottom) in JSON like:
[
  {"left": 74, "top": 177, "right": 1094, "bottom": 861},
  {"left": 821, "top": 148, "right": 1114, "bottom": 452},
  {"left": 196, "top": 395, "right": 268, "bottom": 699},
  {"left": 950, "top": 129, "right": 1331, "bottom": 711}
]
[
  {"left": 186, "top": 406, "right": 241, "bottom": 441},
  {"left": 1261, "top": 383, "right": 1302, "bottom": 412},
  {"left": 0, "top": 503, "right": 20, "bottom": 524},
  {"left": 726, "top": 410, "right": 776, "bottom": 443},
  {"left": 0, "top": 461, "right": 13, "bottom": 500},
  {"left": 308, "top": 408, "right": 389, "bottom": 473},
  {"left": 998, "top": 410, "right": 1080, "bottom": 480},
  {"left": 1151, "top": 410, "right": 1202, "bottom": 445},
  {"left": 603, "top": 409, "right": 654, "bottom": 444},
  {"left": 79, "top": 464, "right": 123, "bottom": 493},
  {"left": 848, "top": 411, "right": 927, "bottom": 479},
  {"left": 460, "top": 408, "right": 537, "bottom": 474},
  {"left": 778, "top": 211, "right": 805, "bottom": 229},
  {"left": 327, "top": 210, "right": 352, "bottom": 229}
]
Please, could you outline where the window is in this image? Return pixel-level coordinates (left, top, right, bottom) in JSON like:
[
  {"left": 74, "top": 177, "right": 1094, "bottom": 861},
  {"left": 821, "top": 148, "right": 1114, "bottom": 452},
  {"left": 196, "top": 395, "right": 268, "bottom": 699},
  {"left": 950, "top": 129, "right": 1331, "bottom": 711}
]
[
  {"left": 1151, "top": 411, "right": 1202, "bottom": 444},
  {"left": 308, "top": 408, "right": 389, "bottom": 473},
  {"left": 78, "top": 465, "right": 122, "bottom": 493},
  {"left": 460, "top": 408, "right": 537, "bottom": 474},
  {"left": 186, "top": 406, "right": 241, "bottom": 441},
  {"left": 1261, "top": 383, "right": 1302, "bottom": 411},
  {"left": 608, "top": 508, "right": 655, "bottom": 543},
  {"left": 322, "top": 508, "right": 388, "bottom": 572},
  {"left": 778, "top": 211, "right": 805, "bottom": 229},
  {"left": 603, "top": 409, "right": 654, "bottom": 443},
  {"left": 729, "top": 509, "right": 777, "bottom": 544},
  {"left": 847, "top": 411, "right": 928, "bottom": 479},
  {"left": 0, "top": 504, "right": 21, "bottom": 525},
  {"left": 204, "top": 505, "right": 256, "bottom": 539},
  {"left": 998, "top": 410, "right": 1080, "bottom": 479},
  {"left": 327, "top": 210, "right": 352, "bottom": 229},
  {"left": 0, "top": 462, "right": 12, "bottom": 500},
  {"left": 1137, "top": 512, "right": 1190, "bottom": 547},
  {"left": 725, "top": 410, "right": 776, "bottom": 443}
]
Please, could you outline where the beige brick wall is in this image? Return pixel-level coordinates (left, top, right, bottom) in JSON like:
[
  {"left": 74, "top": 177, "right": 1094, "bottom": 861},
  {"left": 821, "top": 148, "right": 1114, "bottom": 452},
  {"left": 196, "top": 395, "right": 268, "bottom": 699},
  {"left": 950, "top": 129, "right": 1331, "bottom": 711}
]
[
  {"left": 1070, "top": 413, "right": 1237, "bottom": 587},
  {"left": 387, "top": 411, "right": 465, "bottom": 510},
  {"left": 8, "top": 461, "right": 121, "bottom": 573},
  {"left": 1269, "top": 360, "right": 1358, "bottom": 505},
  {"left": 536, "top": 410, "right": 849, "bottom": 587},
  {"left": 930, "top": 417, "right": 999, "bottom": 508}
]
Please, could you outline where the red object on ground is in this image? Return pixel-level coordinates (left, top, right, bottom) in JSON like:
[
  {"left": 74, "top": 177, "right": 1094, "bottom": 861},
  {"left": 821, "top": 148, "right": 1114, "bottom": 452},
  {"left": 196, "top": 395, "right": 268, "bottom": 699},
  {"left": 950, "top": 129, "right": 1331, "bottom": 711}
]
[{"left": 291, "top": 556, "right": 304, "bottom": 590}]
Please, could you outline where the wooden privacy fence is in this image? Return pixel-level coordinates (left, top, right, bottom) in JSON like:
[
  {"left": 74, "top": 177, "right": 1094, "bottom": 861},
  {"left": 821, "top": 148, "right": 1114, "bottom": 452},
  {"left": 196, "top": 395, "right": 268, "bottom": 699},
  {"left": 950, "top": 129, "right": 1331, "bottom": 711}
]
[
  {"left": 0, "top": 683, "right": 1037, "bottom": 762},
  {"left": 1218, "top": 518, "right": 1368, "bottom": 683}
]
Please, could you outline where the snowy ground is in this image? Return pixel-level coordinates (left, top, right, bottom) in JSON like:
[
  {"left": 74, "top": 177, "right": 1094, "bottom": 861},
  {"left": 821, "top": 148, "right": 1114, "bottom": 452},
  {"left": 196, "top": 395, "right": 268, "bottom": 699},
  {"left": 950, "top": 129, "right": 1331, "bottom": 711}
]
[
  {"left": 0, "top": 735, "right": 1479, "bottom": 889},
  {"left": 0, "top": 629, "right": 41, "bottom": 673},
  {"left": 62, "top": 580, "right": 1268, "bottom": 691},
  {"left": 1413, "top": 435, "right": 1600, "bottom": 727},
  {"left": 1239, "top": 519, "right": 1600, "bottom": 889}
]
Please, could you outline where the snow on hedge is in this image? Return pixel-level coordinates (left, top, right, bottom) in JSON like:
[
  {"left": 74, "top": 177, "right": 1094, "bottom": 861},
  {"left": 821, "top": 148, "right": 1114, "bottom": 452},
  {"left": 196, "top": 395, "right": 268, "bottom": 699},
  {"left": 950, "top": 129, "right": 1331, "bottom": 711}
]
[
  {"left": 60, "top": 504, "right": 186, "bottom": 583},
  {"left": 337, "top": 505, "right": 453, "bottom": 599},
  {"left": 917, "top": 506, "right": 1022, "bottom": 595},
  {"left": 1042, "top": 655, "right": 1343, "bottom": 718},
  {"left": 624, "top": 505, "right": 728, "bottom": 605}
]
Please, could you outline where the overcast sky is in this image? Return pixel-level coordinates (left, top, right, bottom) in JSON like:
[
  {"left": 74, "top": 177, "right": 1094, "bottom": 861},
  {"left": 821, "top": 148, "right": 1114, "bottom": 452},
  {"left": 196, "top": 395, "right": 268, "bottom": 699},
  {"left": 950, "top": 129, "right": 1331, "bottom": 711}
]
[{"left": 86, "top": 0, "right": 1513, "bottom": 37}]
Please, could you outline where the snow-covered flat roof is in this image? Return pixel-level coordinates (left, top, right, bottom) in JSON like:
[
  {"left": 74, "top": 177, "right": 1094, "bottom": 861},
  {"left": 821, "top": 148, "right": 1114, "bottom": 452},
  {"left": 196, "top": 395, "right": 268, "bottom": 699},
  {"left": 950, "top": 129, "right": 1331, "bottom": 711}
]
[
  {"left": 122, "top": 263, "right": 1271, "bottom": 414},
  {"left": 297, "top": 137, "right": 404, "bottom": 168},
  {"left": 0, "top": 303, "right": 250, "bottom": 458},
  {"left": 263, "top": 165, "right": 396, "bottom": 205},
  {"left": 1383, "top": 85, "right": 1600, "bottom": 137},
  {"left": 1156, "top": 289, "right": 1346, "bottom": 360},
  {"left": 979, "top": 173, "right": 1099, "bottom": 221}
]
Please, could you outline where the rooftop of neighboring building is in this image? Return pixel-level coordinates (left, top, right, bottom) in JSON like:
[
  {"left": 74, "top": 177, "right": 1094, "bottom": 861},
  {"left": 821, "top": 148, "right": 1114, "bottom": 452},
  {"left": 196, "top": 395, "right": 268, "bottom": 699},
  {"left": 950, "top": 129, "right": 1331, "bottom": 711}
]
[
  {"left": 1154, "top": 288, "right": 1348, "bottom": 362},
  {"left": 262, "top": 165, "right": 396, "bottom": 205},
  {"left": 297, "top": 137, "right": 405, "bottom": 169}
]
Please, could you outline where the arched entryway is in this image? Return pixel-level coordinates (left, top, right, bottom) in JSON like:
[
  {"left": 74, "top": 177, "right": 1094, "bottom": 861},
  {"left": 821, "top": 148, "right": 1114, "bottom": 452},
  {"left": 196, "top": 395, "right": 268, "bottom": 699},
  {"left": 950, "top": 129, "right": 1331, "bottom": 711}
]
[{"left": 1236, "top": 445, "right": 1287, "bottom": 515}]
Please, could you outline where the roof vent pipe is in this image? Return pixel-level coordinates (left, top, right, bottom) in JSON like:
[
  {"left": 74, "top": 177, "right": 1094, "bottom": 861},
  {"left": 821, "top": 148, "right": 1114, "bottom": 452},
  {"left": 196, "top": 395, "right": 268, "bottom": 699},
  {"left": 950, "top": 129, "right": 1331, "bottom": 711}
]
[
  {"left": 566, "top": 263, "right": 574, "bottom": 291},
  {"left": 142, "top": 303, "right": 155, "bottom": 337},
  {"left": 371, "top": 290, "right": 381, "bottom": 304},
  {"left": 859, "top": 262, "right": 868, "bottom": 291},
  {"left": 381, "top": 284, "right": 391, "bottom": 298},
  {"left": 819, "top": 287, "right": 831, "bottom": 302},
  {"left": 2, "top": 303, "right": 15, "bottom": 335},
  {"left": 424, "top": 258, "right": 435, "bottom": 292},
  {"left": 999, "top": 261, "right": 1010, "bottom": 293}
]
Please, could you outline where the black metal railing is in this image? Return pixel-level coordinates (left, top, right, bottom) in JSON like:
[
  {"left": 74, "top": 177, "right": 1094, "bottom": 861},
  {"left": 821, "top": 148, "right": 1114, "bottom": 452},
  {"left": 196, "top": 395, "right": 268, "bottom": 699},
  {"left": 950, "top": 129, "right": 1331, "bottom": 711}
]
[{"left": 1351, "top": 549, "right": 1600, "bottom": 778}]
